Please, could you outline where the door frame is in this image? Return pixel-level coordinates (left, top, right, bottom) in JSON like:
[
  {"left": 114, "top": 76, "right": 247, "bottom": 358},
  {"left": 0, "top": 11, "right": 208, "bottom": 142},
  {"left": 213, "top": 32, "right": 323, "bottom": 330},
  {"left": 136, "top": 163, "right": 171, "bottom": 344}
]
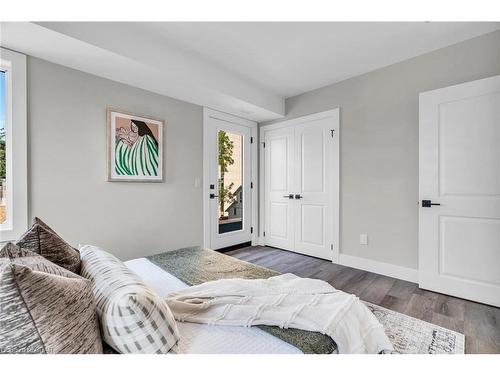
[
  {"left": 202, "top": 107, "right": 258, "bottom": 249},
  {"left": 259, "top": 109, "right": 340, "bottom": 263}
]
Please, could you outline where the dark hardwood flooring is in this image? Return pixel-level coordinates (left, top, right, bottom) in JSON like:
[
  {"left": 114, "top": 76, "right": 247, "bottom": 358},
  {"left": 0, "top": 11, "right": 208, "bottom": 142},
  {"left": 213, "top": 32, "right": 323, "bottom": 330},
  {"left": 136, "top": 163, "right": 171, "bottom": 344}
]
[{"left": 225, "top": 245, "right": 500, "bottom": 354}]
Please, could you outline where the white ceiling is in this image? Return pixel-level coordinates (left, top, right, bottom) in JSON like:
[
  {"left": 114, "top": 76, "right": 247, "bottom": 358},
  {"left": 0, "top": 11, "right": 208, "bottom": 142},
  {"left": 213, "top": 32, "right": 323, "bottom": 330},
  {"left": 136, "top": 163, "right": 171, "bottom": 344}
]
[
  {"left": 132, "top": 22, "right": 500, "bottom": 98},
  {"left": 1, "top": 22, "right": 499, "bottom": 121}
]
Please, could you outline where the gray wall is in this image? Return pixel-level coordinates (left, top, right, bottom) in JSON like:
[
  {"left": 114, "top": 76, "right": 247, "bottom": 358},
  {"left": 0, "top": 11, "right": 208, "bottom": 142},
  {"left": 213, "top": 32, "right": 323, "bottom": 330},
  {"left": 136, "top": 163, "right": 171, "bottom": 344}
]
[
  {"left": 28, "top": 58, "right": 204, "bottom": 261},
  {"left": 262, "top": 30, "right": 500, "bottom": 269}
]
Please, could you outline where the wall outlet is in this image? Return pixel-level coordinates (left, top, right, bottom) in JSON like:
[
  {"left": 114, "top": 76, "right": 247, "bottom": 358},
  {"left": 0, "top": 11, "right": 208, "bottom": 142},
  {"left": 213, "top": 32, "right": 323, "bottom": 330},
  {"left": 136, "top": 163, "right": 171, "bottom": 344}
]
[{"left": 360, "top": 234, "right": 368, "bottom": 245}]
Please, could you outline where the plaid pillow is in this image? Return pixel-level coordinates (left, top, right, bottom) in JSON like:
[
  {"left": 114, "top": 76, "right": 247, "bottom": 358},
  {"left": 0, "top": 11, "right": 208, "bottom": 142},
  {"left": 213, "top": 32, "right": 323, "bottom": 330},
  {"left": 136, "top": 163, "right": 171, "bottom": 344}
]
[{"left": 79, "top": 245, "right": 179, "bottom": 354}]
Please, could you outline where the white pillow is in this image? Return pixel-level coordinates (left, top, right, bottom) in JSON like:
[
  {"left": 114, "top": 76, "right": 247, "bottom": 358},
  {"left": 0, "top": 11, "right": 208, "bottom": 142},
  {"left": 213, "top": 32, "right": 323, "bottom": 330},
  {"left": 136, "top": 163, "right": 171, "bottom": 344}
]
[{"left": 79, "top": 245, "right": 179, "bottom": 354}]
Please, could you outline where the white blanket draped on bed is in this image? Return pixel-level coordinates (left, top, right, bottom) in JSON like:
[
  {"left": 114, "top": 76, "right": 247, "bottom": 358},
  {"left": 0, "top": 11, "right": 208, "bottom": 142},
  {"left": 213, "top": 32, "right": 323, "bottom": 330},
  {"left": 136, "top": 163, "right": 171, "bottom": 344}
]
[{"left": 165, "top": 273, "right": 393, "bottom": 354}]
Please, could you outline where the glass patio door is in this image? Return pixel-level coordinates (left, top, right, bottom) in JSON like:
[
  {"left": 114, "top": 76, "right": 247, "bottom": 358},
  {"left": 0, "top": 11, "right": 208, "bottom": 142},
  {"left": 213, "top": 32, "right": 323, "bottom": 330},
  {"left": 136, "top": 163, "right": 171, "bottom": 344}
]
[{"left": 206, "top": 114, "right": 252, "bottom": 249}]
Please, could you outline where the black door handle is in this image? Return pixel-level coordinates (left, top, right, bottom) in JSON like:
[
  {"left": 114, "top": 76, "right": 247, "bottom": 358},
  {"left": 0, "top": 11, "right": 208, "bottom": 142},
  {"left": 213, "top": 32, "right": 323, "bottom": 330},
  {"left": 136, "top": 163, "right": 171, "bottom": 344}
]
[
  {"left": 295, "top": 194, "right": 303, "bottom": 200},
  {"left": 282, "top": 194, "right": 294, "bottom": 199},
  {"left": 209, "top": 193, "right": 219, "bottom": 199},
  {"left": 422, "top": 199, "right": 440, "bottom": 207}
]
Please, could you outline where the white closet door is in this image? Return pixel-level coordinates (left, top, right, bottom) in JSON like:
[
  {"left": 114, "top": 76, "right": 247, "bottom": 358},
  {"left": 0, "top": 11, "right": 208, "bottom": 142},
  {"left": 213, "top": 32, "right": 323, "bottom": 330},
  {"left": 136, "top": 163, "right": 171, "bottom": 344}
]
[
  {"left": 293, "top": 118, "right": 336, "bottom": 260},
  {"left": 419, "top": 75, "right": 500, "bottom": 307},
  {"left": 263, "top": 109, "right": 339, "bottom": 262},
  {"left": 264, "top": 126, "right": 295, "bottom": 251}
]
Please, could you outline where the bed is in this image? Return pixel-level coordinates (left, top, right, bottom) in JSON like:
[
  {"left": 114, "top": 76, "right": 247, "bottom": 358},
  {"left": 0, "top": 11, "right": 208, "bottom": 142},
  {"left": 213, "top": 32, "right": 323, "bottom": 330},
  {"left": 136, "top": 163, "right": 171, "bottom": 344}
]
[
  {"left": 126, "top": 257, "right": 304, "bottom": 354},
  {"left": 124, "top": 247, "right": 337, "bottom": 354}
]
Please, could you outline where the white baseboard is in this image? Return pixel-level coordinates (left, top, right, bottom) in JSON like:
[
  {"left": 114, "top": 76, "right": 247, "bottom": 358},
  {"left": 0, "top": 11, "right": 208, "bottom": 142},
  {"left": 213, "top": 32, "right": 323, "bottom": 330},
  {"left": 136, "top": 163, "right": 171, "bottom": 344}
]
[{"left": 338, "top": 254, "right": 418, "bottom": 283}]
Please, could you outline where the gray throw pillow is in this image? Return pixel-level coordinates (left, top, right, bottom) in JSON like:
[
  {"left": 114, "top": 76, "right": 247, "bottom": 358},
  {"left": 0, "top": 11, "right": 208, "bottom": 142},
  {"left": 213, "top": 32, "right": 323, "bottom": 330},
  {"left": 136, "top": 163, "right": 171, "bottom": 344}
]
[
  {"left": 0, "top": 243, "right": 103, "bottom": 354},
  {"left": 16, "top": 217, "right": 81, "bottom": 274}
]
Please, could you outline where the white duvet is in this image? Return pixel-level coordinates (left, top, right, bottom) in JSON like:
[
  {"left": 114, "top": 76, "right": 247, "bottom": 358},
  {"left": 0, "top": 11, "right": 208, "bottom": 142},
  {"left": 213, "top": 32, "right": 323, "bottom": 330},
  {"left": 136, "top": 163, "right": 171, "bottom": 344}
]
[
  {"left": 166, "top": 273, "right": 393, "bottom": 354},
  {"left": 125, "top": 258, "right": 302, "bottom": 354}
]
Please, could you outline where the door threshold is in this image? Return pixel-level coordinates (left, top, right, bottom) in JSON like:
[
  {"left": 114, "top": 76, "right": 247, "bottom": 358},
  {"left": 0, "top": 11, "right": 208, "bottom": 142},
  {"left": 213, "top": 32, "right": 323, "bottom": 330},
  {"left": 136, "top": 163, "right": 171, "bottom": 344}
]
[{"left": 216, "top": 241, "right": 252, "bottom": 253}]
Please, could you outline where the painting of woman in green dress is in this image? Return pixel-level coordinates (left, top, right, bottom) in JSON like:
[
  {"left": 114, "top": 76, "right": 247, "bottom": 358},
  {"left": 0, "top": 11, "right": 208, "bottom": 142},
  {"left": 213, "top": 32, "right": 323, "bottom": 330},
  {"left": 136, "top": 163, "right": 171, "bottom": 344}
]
[{"left": 108, "top": 110, "right": 163, "bottom": 182}]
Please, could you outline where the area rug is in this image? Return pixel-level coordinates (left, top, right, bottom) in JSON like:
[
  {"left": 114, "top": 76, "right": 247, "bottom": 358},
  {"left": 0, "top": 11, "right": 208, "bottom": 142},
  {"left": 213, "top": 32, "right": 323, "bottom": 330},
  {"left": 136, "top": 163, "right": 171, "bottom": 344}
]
[{"left": 365, "top": 302, "right": 465, "bottom": 354}]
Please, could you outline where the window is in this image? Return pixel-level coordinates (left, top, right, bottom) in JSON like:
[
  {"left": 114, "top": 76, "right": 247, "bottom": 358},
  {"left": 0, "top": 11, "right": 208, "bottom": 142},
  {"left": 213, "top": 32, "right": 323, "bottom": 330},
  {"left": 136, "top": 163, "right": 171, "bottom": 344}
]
[
  {"left": 218, "top": 130, "right": 243, "bottom": 233},
  {"left": 0, "top": 48, "right": 27, "bottom": 242},
  {"left": 0, "top": 71, "right": 6, "bottom": 224}
]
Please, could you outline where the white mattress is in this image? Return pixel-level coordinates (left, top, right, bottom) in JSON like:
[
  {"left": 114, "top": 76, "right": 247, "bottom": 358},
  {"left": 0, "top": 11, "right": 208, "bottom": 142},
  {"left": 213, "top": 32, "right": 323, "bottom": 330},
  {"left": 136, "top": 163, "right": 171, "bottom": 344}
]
[{"left": 125, "top": 258, "right": 302, "bottom": 354}]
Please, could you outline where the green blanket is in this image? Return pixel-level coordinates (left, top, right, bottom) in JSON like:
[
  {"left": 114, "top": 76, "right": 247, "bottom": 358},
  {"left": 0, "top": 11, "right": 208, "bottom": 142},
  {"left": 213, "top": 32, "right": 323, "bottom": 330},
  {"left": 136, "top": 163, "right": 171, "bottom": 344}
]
[{"left": 146, "top": 247, "right": 337, "bottom": 354}]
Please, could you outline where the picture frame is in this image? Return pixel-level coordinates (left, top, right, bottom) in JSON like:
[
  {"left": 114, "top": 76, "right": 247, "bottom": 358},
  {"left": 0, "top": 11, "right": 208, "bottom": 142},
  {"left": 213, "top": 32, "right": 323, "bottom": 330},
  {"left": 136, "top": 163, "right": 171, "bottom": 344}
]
[{"left": 107, "top": 108, "right": 164, "bottom": 182}]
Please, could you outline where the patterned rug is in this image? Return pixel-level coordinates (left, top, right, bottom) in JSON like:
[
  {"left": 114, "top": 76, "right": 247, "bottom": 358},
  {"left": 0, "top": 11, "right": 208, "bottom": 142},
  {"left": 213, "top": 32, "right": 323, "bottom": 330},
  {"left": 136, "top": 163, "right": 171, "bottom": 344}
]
[{"left": 365, "top": 302, "right": 465, "bottom": 354}]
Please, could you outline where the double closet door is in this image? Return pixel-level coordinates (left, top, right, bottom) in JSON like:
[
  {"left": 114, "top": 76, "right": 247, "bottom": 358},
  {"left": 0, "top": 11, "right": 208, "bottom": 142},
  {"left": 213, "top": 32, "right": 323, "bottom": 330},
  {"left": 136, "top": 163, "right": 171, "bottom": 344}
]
[{"left": 262, "top": 110, "right": 339, "bottom": 261}]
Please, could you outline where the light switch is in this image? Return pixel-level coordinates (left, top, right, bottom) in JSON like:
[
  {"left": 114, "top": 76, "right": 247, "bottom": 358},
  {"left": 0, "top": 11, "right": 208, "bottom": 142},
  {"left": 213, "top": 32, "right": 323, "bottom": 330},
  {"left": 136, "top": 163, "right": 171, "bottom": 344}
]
[{"left": 360, "top": 234, "right": 368, "bottom": 245}]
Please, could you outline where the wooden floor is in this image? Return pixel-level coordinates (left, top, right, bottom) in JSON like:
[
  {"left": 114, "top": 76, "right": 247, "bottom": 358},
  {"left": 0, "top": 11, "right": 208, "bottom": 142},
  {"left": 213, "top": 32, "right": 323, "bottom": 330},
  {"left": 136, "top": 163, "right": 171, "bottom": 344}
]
[{"left": 225, "top": 245, "right": 500, "bottom": 354}]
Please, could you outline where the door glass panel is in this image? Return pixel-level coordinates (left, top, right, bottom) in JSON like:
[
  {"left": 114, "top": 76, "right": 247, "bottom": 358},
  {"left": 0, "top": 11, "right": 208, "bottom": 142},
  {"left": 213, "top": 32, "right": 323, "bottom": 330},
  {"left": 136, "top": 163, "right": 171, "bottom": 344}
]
[{"left": 218, "top": 130, "right": 243, "bottom": 234}]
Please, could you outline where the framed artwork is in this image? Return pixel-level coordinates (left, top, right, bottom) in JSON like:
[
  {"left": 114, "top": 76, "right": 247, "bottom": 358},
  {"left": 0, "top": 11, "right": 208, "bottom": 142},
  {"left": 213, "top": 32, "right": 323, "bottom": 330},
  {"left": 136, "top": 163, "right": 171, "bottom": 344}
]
[{"left": 107, "top": 109, "right": 164, "bottom": 182}]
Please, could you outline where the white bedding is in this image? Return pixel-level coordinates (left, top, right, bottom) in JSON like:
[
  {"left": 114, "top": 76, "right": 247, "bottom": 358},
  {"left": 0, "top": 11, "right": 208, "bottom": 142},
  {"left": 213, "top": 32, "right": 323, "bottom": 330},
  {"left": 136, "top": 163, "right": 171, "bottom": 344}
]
[{"left": 125, "top": 258, "right": 303, "bottom": 354}]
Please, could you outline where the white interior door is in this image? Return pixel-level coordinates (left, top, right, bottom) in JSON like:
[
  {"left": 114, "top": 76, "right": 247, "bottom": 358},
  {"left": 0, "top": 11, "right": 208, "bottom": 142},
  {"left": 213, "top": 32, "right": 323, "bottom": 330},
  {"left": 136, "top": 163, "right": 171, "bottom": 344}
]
[
  {"left": 419, "top": 75, "right": 500, "bottom": 307},
  {"left": 263, "top": 109, "right": 339, "bottom": 261},
  {"left": 204, "top": 109, "right": 256, "bottom": 249},
  {"left": 293, "top": 118, "right": 337, "bottom": 259},
  {"left": 264, "top": 126, "right": 295, "bottom": 251}
]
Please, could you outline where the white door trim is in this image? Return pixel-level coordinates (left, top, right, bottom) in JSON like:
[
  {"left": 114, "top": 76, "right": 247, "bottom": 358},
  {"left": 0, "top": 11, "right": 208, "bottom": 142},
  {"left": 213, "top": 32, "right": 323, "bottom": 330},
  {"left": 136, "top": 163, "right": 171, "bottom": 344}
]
[
  {"left": 259, "top": 109, "right": 340, "bottom": 132},
  {"left": 203, "top": 108, "right": 258, "bottom": 249},
  {"left": 259, "top": 109, "right": 340, "bottom": 262}
]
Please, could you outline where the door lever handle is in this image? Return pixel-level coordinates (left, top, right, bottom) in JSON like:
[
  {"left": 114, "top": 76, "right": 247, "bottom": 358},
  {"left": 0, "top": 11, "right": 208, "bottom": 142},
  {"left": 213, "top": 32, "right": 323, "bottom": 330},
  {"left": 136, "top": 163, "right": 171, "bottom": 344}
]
[
  {"left": 294, "top": 194, "right": 303, "bottom": 200},
  {"left": 282, "top": 194, "right": 294, "bottom": 199},
  {"left": 422, "top": 199, "right": 440, "bottom": 207},
  {"left": 209, "top": 193, "right": 219, "bottom": 199}
]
